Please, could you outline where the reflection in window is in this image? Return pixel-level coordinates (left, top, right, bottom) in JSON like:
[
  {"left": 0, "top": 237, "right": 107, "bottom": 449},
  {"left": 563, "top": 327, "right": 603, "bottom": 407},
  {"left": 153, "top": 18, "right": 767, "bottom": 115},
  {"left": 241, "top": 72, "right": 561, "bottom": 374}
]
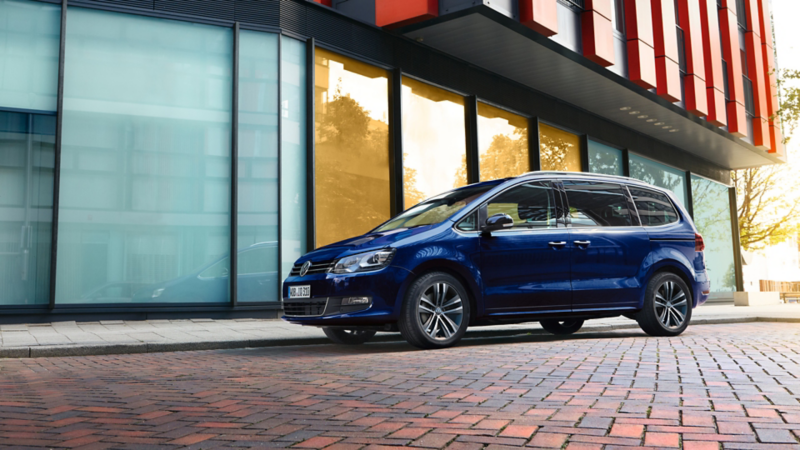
[
  {"left": 56, "top": 8, "right": 232, "bottom": 304},
  {"left": 588, "top": 140, "right": 623, "bottom": 176},
  {"left": 539, "top": 123, "right": 582, "bottom": 172},
  {"left": 691, "top": 176, "right": 736, "bottom": 292},
  {"left": 628, "top": 153, "right": 687, "bottom": 205},
  {"left": 315, "top": 48, "right": 390, "bottom": 246},
  {"left": 629, "top": 188, "right": 679, "bottom": 226},
  {"left": 402, "top": 77, "right": 467, "bottom": 207},
  {"left": 476, "top": 103, "right": 529, "bottom": 180},
  {"left": 486, "top": 182, "right": 557, "bottom": 229},
  {"left": 563, "top": 181, "right": 632, "bottom": 227},
  {"left": 236, "top": 31, "right": 279, "bottom": 302}
]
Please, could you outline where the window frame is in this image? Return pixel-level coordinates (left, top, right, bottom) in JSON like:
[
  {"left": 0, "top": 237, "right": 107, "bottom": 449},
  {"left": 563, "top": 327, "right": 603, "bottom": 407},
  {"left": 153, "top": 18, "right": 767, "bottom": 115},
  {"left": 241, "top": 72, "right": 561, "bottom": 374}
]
[
  {"left": 559, "top": 180, "right": 640, "bottom": 229},
  {"left": 627, "top": 185, "right": 682, "bottom": 228}
]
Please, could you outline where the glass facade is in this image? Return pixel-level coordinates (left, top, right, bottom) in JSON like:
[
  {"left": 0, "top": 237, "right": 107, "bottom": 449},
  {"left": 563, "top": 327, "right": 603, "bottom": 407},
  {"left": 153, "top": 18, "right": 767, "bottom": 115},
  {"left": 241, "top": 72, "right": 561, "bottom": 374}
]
[
  {"left": 477, "top": 103, "right": 529, "bottom": 181},
  {"left": 402, "top": 77, "right": 467, "bottom": 207},
  {"left": 0, "top": 0, "right": 61, "bottom": 112},
  {"left": 628, "top": 153, "right": 688, "bottom": 205},
  {"left": 56, "top": 8, "right": 233, "bottom": 304},
  {"left": 539, "top": 123, "right": 581, "bottom": 172},
  {"left": 691, "top": 176, "right": 736, "bottom": 292},
  {"left": 237, "top": 31, "right": 279, "bottom": 302},
  {"left": 588, "top": 140, "right": 624, "bottom": 176},
  {"left": 314, "top": 48, "right": 390, "bottom": 247}
]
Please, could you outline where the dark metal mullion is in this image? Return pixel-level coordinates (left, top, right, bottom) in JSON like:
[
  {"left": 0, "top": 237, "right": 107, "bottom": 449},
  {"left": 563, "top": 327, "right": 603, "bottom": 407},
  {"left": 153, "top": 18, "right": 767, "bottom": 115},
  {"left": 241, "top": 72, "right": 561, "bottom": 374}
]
[
  {"left": 230, "top": 22, "right": 239, "bottom": 307},
  {"left": 684, "top": 171, "right": 694, "bottom": 219},
  {"left": 276, "top": 35, "right": 283, "bottom": 306},
  {"left": 729, "top": 187, "right": 744, "bottom": 292},
  {"left": 528, "top": 118, "right": 541, "bottom": 172},
  {"left": 579, "top": 135, "right": 590, "bottom": 173},
  {"left": 621, "top": 148, "right": 630, "bottom": 176},
  {"left": 465, "top": 95, "right": 480, "bottom": 184},
  {"left": 389, "top": 68, "right": 404, "bottom": 215},
  {"left": 48, "top": 0, "right": 67, "bottom": 310},
  {"left": 305, "top": 38, "right": 316, "bottom": 250}
]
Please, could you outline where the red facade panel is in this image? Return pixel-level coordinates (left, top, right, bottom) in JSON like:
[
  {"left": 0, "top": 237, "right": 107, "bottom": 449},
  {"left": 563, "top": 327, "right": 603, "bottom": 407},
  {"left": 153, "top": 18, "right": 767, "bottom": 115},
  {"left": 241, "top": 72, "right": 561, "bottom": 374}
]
[
  {"left": 311, "top": 0, "right": 333, "bottom": 6},
  {"left": 624, "top": 0, "right": 657, "bottom": 89},
  {"left": 744, "top": 0, "right": 769, "bottom": 149},
  {"left": 376, "top": 0, "right": 438, "bottom": 29},
  {"left": 757, "top": 0, "right": 783, "bottom": 156},
  {"left": 520, "top": 0, "right": 559, "bottom": 36},
  {"left": 719, "top": 2, "right": 747, "bottom": 137},
  {"left": 652, "top": 0, "right": 681, "bottom": 102},
  {"left": 678, "top": 0, "right": 708, "bottom": 116},
  {"left": 699, "top": 0, "right": 726, "bottom": 126},
  {"left": 582, "top": 0, "right": 615, "bottom": 66}
]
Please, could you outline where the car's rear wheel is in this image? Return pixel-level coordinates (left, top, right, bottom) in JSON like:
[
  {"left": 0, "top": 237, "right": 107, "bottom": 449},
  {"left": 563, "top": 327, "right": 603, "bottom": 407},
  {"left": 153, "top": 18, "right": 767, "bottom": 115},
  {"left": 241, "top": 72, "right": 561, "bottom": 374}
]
[
  {"left": 322, "top": 328, "right": 377, "bottom": 345},
  {"left": 636, "top": 272, "right": 692, "bottom": 337},
  {"left": 398, "top": 272, "right": 471, "bottom": 349},
  {"left": 540, "top": 319, "right": 584, "bottom": 335}
]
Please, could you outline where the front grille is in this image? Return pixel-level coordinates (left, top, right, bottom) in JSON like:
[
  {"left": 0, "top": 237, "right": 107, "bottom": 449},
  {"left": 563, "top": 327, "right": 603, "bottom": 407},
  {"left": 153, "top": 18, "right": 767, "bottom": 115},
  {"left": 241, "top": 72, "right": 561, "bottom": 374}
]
[
  {"left": 290, "top": 260, "right": 335, "bottom": 276},
  {"left": 284, "top": 299, "right": 328, "bottom": 317}
]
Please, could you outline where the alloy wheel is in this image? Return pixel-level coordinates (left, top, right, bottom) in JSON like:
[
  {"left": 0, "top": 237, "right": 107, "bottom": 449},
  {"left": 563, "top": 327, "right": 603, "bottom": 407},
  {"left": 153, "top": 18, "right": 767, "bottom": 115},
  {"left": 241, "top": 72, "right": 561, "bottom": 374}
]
[
  {"left": 654, "top": 280, "right": 688, "bottom": 329},
  {"left": 417, "top": 282, "right": 464, "bottom": 340}
]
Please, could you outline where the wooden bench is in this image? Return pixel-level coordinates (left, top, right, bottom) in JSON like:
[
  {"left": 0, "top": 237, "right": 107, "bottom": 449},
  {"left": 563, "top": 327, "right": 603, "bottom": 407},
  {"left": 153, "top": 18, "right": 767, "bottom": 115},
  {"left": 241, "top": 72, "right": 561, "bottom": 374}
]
[{"left": 780, "top": 292, "right": 800, "bottom": 303}]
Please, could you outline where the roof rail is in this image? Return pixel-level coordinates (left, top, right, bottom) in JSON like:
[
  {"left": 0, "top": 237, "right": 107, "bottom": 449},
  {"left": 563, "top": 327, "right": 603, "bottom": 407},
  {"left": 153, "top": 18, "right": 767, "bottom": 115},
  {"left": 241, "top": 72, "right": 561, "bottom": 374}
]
[{"left": 522, "top": 170, "right": 633, "bottom": 182}]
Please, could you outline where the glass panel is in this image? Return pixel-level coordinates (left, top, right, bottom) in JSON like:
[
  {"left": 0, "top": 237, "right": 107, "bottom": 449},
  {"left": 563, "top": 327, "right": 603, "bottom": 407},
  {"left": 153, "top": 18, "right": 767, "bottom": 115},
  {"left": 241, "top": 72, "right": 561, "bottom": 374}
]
[
  {"left": 628, "top": 153, "right": 687, "bottom": 205},
  {"left": 237, "top": 30, "right": 279, "bottom": 302},
  {"left": 280, "top": 37, "right": 307, "bottom": 281},
  {"left": 314, "top": 48, "right": 390, "bottom": 246},
  {"left": 0, "top": 0, "right": 60, "bottom": 111},
  {"left": 56, "top": 8, "right": 232, "bottom": 304},
  {"left": 0, "top": 111, "right": 54, "bottom": 305},
  {"left": 476, "top": 103, "right": 529, "bottom": 181},
  {"left": 588, "top": 140, "right": 624, "bottom": 176},
  {"left": 402, "top": 77, "right": 467, "bottom": 207},
  {"left": 563, "top": 181, "right": 632, "bottom": 227},
  {"left": 691, "top": 176, "right": 736, "bottom": 292},
  {"left": 486, "top": 182, "right": 557, "bottom": 229},
  {"left": 629, "top": 187, "right": 679, "bottom": 226},
  {"left": 539, "top": 123, "right": 581, "bottom": 172}
]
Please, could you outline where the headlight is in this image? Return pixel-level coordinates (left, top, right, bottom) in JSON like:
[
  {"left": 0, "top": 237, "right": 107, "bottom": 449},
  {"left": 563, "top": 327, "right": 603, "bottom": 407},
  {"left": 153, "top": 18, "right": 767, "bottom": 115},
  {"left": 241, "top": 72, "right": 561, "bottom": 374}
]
[{"left": 332, "top": 249, "right": 395, "bottom": 274}]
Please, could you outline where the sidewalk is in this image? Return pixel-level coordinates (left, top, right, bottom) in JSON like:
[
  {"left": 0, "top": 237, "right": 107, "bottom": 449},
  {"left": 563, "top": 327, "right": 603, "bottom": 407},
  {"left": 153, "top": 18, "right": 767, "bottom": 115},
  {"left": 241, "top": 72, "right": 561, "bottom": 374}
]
[{"left": 2, "top": 303, "right": 800, "bottom": 358}]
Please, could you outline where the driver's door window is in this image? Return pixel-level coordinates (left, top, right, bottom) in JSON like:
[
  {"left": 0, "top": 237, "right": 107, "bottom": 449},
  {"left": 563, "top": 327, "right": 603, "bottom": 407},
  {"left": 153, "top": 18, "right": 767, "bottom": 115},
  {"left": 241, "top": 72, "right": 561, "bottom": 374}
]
[{"left": 485, "top": 181, "right": 557, "bottom": 229}]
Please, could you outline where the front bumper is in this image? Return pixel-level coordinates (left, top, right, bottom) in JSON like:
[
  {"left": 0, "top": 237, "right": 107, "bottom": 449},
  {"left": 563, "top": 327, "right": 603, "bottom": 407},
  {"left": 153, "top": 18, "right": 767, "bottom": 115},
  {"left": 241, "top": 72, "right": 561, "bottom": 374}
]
[{"left": 281, "top": 265, "right": 411, "bottom": 326}]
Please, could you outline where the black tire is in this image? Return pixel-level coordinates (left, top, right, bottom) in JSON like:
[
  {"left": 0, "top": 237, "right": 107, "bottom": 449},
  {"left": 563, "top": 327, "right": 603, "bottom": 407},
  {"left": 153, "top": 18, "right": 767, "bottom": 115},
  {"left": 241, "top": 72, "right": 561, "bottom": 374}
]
[
  {"left": 322, "top": 328, "right": 377, "bottom": 345},
  {"left": 540, "top": 319, "right": 584, "bottom": 335},
  {"left": 636, "top": 272, "right": 693, "bottom": 337},
  {"left": 398, "top": 272, "right": 471, "bottom": 349}
]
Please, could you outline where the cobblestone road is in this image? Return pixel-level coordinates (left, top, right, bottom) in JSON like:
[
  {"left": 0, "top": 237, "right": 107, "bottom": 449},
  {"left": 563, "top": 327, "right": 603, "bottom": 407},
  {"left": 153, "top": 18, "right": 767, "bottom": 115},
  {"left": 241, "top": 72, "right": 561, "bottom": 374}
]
[{"left": 1, "top": 323, "right": 800, "bottom": 449}]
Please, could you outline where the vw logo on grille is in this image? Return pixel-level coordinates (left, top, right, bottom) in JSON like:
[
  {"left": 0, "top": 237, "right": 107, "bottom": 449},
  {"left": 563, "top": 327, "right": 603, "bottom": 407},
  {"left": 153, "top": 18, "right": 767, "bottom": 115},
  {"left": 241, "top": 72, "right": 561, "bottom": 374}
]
[{"left": 299, "top": 261, "right": 312, "bottom": 277}]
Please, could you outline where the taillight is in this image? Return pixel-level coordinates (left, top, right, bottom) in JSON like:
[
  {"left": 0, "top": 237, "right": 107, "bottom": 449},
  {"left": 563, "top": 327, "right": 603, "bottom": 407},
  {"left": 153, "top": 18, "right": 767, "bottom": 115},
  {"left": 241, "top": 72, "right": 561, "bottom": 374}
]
[{"left": 695, "top": 233, "right": 705, "bottom": 252}]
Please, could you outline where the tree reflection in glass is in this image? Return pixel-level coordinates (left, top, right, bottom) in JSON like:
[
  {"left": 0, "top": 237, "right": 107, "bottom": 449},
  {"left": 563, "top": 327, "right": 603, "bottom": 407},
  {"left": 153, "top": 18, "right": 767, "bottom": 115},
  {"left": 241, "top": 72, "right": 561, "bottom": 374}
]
[
  {"left": 628, "top": 154, "right": 687, "bottom": 206},
  {"left": 539, "top": 124, "right": 582, "bottom": 172},
  {"left": 691, "top": 175, "right": 736, "bottom": 291}
]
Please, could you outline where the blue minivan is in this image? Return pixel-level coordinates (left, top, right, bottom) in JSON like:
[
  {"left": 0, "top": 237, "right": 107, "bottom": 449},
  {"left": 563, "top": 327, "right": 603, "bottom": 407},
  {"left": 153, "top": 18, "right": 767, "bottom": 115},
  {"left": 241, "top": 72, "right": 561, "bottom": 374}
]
[{"left": 282, "top": 172, "right": 710, "bottom": 349}]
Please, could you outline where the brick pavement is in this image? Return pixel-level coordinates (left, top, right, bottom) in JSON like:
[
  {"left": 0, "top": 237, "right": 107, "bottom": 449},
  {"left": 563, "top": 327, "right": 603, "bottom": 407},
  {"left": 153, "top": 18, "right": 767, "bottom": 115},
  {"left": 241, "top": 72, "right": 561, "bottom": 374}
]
[{"left": 1, "top": 322, "right": 800, "bottom": 449}]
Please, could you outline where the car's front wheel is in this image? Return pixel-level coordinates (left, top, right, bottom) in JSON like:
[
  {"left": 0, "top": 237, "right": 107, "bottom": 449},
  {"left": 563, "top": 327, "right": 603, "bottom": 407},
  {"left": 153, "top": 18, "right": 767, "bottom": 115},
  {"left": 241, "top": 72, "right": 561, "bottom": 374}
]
[
  {"left": 322, "top": 328, "right": 377, "bottom": 345},
  {"left": 399, "top": 272, "right": 471, "bottom": 349},
  {"left": 540, "top": 319, "right": 584, "bottom": 335},
  {"left": 636, "top": 272, "right": 692, "bottom": 337}
]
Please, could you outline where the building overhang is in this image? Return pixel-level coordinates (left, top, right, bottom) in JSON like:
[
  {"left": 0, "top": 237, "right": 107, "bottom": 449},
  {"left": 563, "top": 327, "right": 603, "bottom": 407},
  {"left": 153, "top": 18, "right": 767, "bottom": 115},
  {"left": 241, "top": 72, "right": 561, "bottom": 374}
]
[{"left": 399, "top": 5, "right": 782, "bottom": 170}]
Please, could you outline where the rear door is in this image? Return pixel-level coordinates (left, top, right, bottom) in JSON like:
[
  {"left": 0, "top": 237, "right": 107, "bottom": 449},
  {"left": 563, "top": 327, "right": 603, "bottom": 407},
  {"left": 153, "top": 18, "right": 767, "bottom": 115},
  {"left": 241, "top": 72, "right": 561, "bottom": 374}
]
[
  {"left": 561, "top": 180, "right": 649, "bottom": 311},
  {"left": 478, "top": 180, "right": 572, "bottom": 313}
]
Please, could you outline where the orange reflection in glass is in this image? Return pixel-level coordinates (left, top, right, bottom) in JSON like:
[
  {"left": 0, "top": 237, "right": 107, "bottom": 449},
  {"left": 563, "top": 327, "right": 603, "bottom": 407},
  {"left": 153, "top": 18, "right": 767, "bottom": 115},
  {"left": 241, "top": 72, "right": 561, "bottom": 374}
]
[
  {"left": 539, "top": 123, "right": 582, "bottom": 172},
  {"left": 477, "top": 103, "right": 529, "bottom": 180},
  {"left": 314, "top": 48, "right": 390, "bottom": 247},
  {"left": 401, "top": 77, "right": 467, "bottom": 208}
]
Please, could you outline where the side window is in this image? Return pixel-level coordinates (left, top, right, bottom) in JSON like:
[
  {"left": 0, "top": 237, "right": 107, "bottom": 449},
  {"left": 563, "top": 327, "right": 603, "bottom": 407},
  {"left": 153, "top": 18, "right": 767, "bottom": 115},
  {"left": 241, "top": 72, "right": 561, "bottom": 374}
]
[
  {"left": 629, "top": 187, "right": 679, "bottom": 226},
  {"left": 456, "top": 211, "right": 479, "bottom": 232},
  {"left": 485, "top": 182, "right": 557, "bottom": 229},
  {"left": 563, "top": 181, "right": 633, "bottom": 227}
]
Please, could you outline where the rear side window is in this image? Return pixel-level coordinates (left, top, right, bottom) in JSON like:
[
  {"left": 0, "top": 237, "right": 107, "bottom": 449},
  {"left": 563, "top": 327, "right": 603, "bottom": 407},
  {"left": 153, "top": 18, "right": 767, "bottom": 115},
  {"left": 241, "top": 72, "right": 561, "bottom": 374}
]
[
  {"left": 485, "top": 181, "right": 558, "bottom": 229},
  {"left": 629, "top": 187, "right": 679, "bottom": 226},
  {"left": 563, "top": 181, "right": 633, "bottom": 227}
]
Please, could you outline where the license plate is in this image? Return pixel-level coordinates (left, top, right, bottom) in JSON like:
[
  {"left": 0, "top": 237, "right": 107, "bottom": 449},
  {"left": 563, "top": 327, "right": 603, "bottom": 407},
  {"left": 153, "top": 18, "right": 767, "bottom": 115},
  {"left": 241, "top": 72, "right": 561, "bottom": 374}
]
[{"left": 289, "top": 285, "right": 310, "bottom": 298}]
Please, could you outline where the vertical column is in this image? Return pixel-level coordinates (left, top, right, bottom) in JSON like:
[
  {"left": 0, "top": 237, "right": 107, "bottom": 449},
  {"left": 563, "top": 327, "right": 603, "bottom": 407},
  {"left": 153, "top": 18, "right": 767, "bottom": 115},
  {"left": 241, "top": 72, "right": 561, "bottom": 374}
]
[
  {"left": 465, "top": 96, "right": 480, "bottom": 184},
  {"left": 376, "top": 0, "right": 438, "bottom": 29},
  {"left": 756, "top": 0, "right": 783, "bottom": 155},
  {"left": 520, "top": 0, "right": 559, "bottom": 36},
  {"left": 743, "top": 0, "right": 768, "bottom": 149},
  {"left": 699, "top": 0, "right": 726, "bottom": 126},
  {"left": 582, "top": 0, "right": 615, "bottom": 66},
  {"left": 528, "top": 118, "right": 541, "bottom": 172},
  {"left": 230, "top": 22, "right": 239, "bottom": 307},
  {"left": 389, "top": 69, "right": 404, "bottom": 215},
  {"left": 652, "top": 0, "right": 681, "bottom": 102},
  {"left": 678, "top": 0, "right": 708, "bottom": 116},
  {"left": 305, "top": 39, "right": 316, "bottom": 251},
  {"left": 49, "top": 0, "right": 68, "bottom": 310},
  {"left": 729, "top": 187, "right": 744, "bottom": 292},
  {"left": 624, "top": 0, "right": 657, "bottom": 89},
  {"left": 719, "top": 0, "right": 747, "bottom": 137}
]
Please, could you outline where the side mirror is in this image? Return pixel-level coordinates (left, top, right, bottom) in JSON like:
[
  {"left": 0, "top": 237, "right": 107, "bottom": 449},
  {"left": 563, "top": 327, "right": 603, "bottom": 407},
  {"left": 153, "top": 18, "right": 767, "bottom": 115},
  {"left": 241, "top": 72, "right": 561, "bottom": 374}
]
[{"left": 482, "top": 213, "right": 514, "bottom": 234}]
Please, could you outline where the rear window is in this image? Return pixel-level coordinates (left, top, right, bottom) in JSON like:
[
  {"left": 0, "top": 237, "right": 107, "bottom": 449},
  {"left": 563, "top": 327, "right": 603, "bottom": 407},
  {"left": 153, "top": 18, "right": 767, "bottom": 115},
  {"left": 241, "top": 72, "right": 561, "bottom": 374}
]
[
  {"left": 563, "top": 181, "right": 633, "bottom": 227},
  {"left": 629, "top": 187, "right": 679, "bottom": 226}
]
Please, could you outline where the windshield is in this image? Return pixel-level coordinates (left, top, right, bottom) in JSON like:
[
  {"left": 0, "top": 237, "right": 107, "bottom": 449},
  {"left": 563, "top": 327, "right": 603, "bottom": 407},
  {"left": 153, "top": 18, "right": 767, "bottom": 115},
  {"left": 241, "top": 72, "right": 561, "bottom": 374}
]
[{"left": 375, "top": 182, "right": 502, "bottom": 232}]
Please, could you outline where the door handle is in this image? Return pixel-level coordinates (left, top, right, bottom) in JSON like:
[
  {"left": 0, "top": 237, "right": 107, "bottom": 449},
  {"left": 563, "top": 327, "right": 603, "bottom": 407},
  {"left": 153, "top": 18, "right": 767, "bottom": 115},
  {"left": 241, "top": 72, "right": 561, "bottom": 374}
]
[
  {"left": 548, "top": 241, "right": 567, "bottom": 247},
  {"left": 574, "top": 240, "right": 591, "bottom": 246}
]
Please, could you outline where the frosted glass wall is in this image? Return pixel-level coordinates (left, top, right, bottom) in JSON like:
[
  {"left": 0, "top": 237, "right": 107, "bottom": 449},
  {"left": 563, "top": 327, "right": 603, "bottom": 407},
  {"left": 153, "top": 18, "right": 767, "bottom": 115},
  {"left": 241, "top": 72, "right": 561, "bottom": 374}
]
[
  {"left": 629, "top": 153, "right": 687, "bottom": 206},
  {"left": 588, "top": 140, "right": 623, "bottom": 176},
  {"left": 691, "top": 176, "right": 736, "bottom": 291},
  {"left": 56, "top": 8, "right": 233, "bottom": 304}
]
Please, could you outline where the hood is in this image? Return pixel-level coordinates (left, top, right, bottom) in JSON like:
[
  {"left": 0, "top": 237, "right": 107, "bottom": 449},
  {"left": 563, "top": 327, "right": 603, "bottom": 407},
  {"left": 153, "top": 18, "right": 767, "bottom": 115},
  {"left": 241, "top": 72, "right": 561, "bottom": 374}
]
[{"left": 297, "top": 224, "right": 438, "bottom": 264}]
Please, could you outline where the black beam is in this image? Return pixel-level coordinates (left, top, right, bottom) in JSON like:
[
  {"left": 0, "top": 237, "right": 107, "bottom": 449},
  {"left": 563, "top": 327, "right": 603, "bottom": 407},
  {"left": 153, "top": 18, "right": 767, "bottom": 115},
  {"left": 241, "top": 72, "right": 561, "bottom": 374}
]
[
  {"left": 465, "top": 95, "right": 480, "bottom": 183},
  {"left": 389, "top": 68, "right": 405, "bottom": 214},
  {"left": 684, "top": 171, "right": 694, "bottom": 219},
  {"left": 230, "top": 22, "right": 239, "bottom": 307},
  {"left": 528, "top": 117, "right": 541, "bottom": 172},
  {"left": 579, "top": 134, "right": 590, "bottom": 173},
  {"left": 621, "top": 148, "right": 631, "bottom": 176},
  {"left": 729, "top": 186, "right": 745, "bottom": 292},
  {"left": 48, "top": 0, "right": 68, "bottom": 310},
  {"left": 306, "top": 38, "right": 316, "bottom": 249}
]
